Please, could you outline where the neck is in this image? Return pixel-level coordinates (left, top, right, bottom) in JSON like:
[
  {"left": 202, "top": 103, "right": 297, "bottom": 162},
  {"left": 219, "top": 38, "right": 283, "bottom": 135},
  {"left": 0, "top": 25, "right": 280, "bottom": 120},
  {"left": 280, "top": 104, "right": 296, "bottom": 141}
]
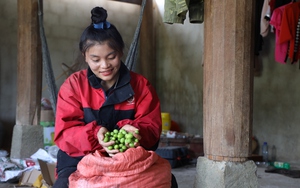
[{"left": 101, "top": 73, "right": 120, "bottom": 91}]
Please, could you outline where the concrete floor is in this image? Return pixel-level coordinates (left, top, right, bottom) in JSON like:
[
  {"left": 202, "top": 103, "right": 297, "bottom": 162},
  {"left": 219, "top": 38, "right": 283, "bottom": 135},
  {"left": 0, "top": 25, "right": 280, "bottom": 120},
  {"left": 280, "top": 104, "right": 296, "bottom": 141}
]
[
  {"left": 1, "top": 162, "right": 300, "bottom": 188},
  {"left": 171, "top": 162, "right": 300, "bottom": 188}
]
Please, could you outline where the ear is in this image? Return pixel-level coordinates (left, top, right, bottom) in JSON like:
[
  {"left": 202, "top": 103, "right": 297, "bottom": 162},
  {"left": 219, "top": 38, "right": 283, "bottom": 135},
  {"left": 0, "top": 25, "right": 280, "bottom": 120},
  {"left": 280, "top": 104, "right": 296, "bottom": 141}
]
[{"left": 82, "top": 53, "right": 88, "bottom": 63}]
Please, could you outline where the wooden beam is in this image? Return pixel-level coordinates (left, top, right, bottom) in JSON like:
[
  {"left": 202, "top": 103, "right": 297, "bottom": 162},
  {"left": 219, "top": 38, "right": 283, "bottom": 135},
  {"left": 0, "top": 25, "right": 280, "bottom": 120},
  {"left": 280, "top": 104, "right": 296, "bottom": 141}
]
[
  {"left": 111, "top": 0, "right": 142, "bottom": 5},
  {"left": 139, "top": 0, "right": 156, "bottom": 88},
  {"left": 203, "top": 0, "right": 254, "bottom": 161},
  {"left": 16, "top": 0, "right": 42, "bottom": 126}
]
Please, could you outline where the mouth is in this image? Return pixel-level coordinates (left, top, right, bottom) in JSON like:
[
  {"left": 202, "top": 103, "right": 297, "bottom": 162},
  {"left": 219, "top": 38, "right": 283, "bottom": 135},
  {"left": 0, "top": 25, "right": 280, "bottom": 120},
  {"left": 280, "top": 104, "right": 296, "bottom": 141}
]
[{"left": 100, "top": 68, "right": 114, "bottom": 76}]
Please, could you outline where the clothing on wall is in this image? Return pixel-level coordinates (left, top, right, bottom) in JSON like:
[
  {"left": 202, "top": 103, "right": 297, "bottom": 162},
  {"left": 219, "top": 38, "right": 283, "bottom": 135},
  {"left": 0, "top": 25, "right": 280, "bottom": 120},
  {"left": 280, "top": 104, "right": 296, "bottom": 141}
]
[
  {"left": 164, "top": 0, "right": 204, "bottom": 24},
  {"left": 269, "top": 3, "right": 291, "bottom": 64},
  {"left": 255, "top": 0, "right": 265, "bottom": 56},
  {"left": 259, "top": 0, "right": 300, "bottom": 65},
  {"left": 269, "top": 0, "right": 291, "bottom": 14},
  {"left": 260, "top": 0, "right": 291, "bottom": 37},
  {"left": 261, "top": 0, "right": 271, "bottom": 37},
  {"left": 279, "top": 2, "right": 300, "bottom": 63}
]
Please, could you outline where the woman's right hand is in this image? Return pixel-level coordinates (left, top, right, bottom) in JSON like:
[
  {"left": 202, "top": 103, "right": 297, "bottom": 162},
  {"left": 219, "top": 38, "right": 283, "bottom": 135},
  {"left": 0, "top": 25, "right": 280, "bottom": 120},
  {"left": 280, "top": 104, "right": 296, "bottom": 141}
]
[{"left": 97, "top": 127, "right": 119, "bottom": 156}]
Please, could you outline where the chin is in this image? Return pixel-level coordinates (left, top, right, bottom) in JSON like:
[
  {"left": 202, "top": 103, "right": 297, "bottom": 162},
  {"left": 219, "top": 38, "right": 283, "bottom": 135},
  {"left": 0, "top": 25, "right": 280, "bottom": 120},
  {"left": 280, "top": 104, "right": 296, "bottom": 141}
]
[{"left": 99, "top": 75, "right": 113, "bottom": 81}]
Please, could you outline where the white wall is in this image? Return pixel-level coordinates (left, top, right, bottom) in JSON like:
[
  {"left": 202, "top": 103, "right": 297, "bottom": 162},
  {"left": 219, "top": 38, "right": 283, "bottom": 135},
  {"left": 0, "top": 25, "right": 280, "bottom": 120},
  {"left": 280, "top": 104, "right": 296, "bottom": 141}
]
[
  {"left": 154, "top": 2, "right": 204, "bottom": 137},
  {"left": 253, "top": 33, "right": 300, "bottom": 163},
  {"left": 1, "top": 0, "right": 300, "bottom": 164}
]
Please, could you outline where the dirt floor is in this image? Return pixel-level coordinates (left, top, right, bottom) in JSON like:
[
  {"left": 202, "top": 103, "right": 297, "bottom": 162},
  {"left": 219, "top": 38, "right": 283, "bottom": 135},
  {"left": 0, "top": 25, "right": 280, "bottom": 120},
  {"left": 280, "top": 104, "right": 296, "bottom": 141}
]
[{"left": 1, "top": 161, "right": 300, "bottom": 188}]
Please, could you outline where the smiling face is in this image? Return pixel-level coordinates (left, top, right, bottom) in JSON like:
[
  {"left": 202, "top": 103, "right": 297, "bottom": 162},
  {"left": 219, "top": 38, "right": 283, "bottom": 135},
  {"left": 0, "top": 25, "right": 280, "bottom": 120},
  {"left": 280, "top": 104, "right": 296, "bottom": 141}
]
[{"left": 85, "top": 42, "right": 122, "bottom": 90}]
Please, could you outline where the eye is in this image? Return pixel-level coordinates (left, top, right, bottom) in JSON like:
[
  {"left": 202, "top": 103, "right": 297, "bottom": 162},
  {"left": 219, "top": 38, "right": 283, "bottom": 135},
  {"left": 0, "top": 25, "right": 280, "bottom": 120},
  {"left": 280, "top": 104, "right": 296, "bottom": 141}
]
[
  {"left": 92, "top": 58, "right": 100, "bottom": 63},
  {"left": 108, "top": 54, "right": 116, "bottom": 60}
]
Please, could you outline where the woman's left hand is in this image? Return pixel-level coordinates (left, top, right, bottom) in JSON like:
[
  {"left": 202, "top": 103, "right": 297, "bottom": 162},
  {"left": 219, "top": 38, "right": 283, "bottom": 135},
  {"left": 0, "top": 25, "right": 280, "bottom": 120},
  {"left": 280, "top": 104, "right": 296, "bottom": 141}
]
[
  {"left": 122, "top": 124, "right": 142, "bottom": 147},
  {"left": 122, "top": 124, "right": 142, "bottom": 144},
  {"left": 97, "top": 127, "right": 119, "bottom": 156}
]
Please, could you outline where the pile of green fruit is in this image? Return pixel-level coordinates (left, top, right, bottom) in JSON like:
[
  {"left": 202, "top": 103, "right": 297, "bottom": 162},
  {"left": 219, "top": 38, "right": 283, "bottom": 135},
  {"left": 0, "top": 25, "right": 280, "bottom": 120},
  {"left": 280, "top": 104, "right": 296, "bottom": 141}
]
[{"left": 104, "top": 129, "right": 139, "bottom": 152}]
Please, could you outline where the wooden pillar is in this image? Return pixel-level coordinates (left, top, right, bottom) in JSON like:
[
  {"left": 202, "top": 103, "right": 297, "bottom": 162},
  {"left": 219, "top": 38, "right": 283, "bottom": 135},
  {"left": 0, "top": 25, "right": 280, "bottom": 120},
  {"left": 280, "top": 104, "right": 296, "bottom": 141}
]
[
  {"left": 139, "top": 0, "right": 155, "bottom": 88},
  {"left": 203, "top": 0, "right": 254, "bottom": 162},
  {"left": 16, "top": 0, "right": 42, "bottom": 126}
]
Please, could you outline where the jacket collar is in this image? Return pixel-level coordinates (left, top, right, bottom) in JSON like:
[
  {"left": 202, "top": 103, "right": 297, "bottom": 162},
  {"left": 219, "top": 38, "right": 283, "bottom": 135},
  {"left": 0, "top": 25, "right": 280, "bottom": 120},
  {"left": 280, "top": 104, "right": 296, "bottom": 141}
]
[
  {"left": 87, "top": 62, "right": 130, "bottom": 89},
  {"left": 87, "top": 62, "right": 134, "bottom": 105}
]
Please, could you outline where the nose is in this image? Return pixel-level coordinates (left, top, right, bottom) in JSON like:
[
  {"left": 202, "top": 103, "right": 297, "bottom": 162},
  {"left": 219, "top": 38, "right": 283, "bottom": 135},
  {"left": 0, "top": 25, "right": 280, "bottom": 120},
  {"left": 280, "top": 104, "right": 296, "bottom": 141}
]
[{"left": 99, "top": 59, "right": 109, "bottom": 68}]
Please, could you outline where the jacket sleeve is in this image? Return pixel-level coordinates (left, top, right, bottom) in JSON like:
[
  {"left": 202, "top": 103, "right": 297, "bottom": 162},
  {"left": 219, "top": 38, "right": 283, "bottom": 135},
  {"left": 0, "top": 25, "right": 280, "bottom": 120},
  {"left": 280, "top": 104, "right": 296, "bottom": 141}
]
[
  {"left": 117, "top": 78, "right": 162, "bottom": 150},
  {"left": 54, "top": 76, "right": 101, "bottom": 157}
]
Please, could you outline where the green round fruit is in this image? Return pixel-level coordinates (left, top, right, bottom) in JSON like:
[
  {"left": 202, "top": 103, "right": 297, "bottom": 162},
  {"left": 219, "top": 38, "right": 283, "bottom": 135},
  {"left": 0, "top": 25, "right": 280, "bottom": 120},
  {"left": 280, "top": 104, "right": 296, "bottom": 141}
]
[
  {"left": 104, "top": 129, "right": 139, "bottom": 152},
  {"left": 108, "top": 146, "right": 113, "bottom": 150}
]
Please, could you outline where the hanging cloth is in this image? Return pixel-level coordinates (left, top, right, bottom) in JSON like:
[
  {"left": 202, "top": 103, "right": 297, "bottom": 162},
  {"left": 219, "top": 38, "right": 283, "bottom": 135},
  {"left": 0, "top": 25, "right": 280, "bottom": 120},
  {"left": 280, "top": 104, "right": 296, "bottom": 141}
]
[
  {"left": 125, "top": 0, "right": 147, "bottom": 71},
  {"left": 279, "top": 2, "right": 300, "bottom": 63},
  {"left": 254, "top": 0, "right": 265, "bottom": 56},
  {"left": 163, "top": 0, "right": 204, "bottom": 24},
  {"left": 261, "top": 0, "right": 271, "bottom": 37},
  {"left": 269, "top": 3, "right": 292, "bottom": 64}
]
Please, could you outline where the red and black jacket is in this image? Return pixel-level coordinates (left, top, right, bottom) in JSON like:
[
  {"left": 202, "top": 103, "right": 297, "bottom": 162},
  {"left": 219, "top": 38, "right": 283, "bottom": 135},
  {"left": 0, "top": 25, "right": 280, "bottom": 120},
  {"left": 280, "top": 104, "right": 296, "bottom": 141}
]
[{"left": 54, "top": 63, "right": 161, "bottom": 164}]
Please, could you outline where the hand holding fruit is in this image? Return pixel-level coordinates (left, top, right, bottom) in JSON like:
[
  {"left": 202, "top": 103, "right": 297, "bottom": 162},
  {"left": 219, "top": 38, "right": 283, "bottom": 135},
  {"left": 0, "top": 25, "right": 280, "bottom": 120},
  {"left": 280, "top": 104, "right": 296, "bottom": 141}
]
[
  {"left": 97, "top": 127, "right": 119, "bottom": 156},
  {"left": 121, "top": 124, "right": 142, "bottom": 141},
  {"left": 104, "top": 128, "right": 140, "bottom": 152}
]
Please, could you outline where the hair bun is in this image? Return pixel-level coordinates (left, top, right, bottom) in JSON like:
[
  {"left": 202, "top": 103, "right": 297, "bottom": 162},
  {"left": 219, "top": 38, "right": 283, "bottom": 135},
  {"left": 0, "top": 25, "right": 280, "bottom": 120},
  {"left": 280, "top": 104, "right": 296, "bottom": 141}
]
[{"left": 91, "top": 7, "right": 108, "bottom": 24}]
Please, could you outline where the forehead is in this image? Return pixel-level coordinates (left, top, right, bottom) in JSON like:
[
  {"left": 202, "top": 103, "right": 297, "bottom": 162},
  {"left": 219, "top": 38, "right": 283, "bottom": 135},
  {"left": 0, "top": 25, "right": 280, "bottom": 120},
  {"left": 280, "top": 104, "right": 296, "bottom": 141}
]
[{"left": 86, "top": 43, "right": 115, "bottom": 56}]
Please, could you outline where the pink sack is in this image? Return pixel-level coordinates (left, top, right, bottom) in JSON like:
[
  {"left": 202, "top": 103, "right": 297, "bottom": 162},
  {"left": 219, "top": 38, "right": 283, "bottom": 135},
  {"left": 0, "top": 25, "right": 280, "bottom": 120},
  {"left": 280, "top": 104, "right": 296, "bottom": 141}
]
[{"left": 69, "top": 146, "right": 172, "bottom": 188}]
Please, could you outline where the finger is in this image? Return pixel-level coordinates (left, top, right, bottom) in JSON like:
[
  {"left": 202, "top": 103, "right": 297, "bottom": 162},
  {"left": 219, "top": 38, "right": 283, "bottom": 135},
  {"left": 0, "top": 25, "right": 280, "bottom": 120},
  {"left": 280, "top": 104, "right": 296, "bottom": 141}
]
[
  {"left": 108, "top": 153, "right": 116, "bottom": 157},
  {"left": 133, "top": 132, "right": 141, "bottom": 140},
  {"left": 105, "top": 148, "right": 119, "bottom": 155},
  {"left": 100, "top": 140, "right": 115, "bottom": 147},
  {"left": 98, "top": 135, "right": 104, "bottom": 142},
  {"left": 134, "top": 141, "right": 140, "bottom": 147},
  {"left": 97, "top": 131, "right": 106, "bottom": 141}
]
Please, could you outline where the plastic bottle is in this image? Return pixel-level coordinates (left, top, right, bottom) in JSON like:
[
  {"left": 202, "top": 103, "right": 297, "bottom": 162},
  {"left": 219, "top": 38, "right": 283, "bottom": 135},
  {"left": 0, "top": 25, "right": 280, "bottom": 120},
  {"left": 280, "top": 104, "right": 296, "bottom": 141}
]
[
  {"left": 262, "top": 142, "right": 268, "bottom": 165},
  {"left": 272, "top": 161, "right": 290, "bottom": 170},
  {"left": 161, "top": 112, "right": 171, "bottom": 132}
]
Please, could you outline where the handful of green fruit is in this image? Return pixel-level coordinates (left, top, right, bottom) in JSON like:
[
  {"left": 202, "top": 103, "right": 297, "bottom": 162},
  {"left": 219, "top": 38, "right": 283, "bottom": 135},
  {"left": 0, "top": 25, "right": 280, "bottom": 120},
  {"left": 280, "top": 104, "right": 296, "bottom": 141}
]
[{"left": 104, "top": 129, "right": 139, "bottom": 152}]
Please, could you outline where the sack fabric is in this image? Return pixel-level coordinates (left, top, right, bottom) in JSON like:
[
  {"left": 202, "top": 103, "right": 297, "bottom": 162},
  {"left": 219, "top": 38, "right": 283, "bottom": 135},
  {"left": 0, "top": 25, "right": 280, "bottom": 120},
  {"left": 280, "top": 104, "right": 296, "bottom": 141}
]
[{"left": 69, "top": 146, "right": 172, "bottom": 188}]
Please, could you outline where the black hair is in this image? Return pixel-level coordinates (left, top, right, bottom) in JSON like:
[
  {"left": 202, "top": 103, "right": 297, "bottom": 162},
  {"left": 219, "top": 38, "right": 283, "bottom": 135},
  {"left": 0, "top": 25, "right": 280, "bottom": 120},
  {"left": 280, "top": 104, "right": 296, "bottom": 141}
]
[{"left": 79, "top": 7, "right": 125, "bottom": 56}]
